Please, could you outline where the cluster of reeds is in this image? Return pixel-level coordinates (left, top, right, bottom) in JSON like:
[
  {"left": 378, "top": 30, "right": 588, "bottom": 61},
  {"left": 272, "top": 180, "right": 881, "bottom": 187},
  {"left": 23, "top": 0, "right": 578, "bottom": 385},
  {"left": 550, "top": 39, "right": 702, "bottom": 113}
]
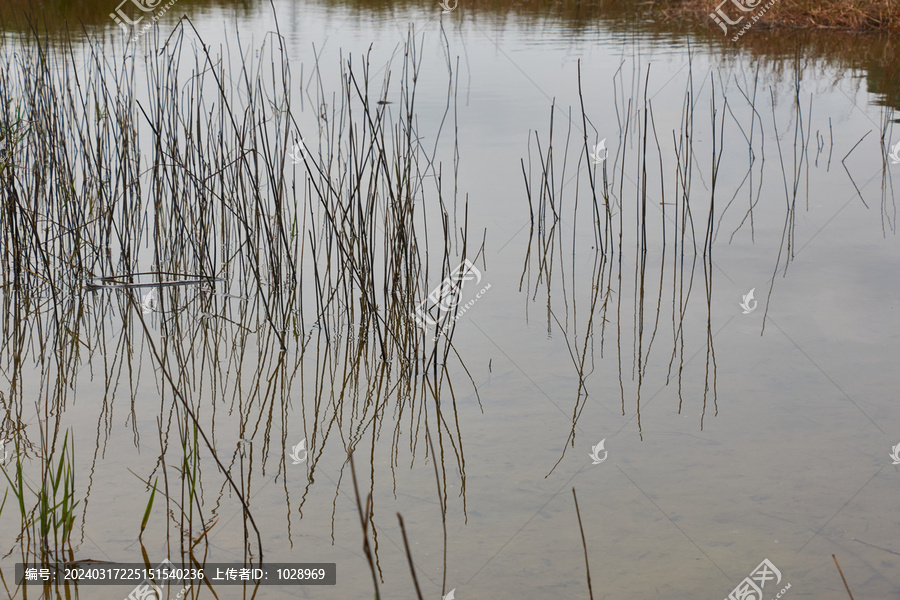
[
  {"left": 521, "top": 60, "right": 720, "bottom": 455},
  {"left": 0, "top": 14, "right": 475, "bottom": 592},
  {"left": 289, "top": 27, "right": 474, "bottom": 586},
  {"left": 0, "top": 431, "right": 77, "bottom": 567},
  {"left": 518, "top": 56, "right": 856, "bottom": 460},
  {"left": 520, "top": 49, "right": 895, "bottom": 474}
]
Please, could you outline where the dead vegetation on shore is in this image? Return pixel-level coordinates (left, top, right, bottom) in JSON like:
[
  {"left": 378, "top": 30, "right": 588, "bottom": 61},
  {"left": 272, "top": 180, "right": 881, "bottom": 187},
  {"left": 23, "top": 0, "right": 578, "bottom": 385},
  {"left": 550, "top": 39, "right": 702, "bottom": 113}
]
[
  {"left": 650, "top": 0, "right": 900, "bottom": 32},
  {"left": 2, "top": 0, "right": 899, "bottom": 34}
]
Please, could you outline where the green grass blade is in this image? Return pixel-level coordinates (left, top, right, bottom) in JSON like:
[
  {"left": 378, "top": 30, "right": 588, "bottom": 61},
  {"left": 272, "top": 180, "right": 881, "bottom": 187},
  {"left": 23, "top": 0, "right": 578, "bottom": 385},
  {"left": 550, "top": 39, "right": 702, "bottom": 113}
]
[{"left": 140, "top": 478, "right": 158, "bottom": 536}]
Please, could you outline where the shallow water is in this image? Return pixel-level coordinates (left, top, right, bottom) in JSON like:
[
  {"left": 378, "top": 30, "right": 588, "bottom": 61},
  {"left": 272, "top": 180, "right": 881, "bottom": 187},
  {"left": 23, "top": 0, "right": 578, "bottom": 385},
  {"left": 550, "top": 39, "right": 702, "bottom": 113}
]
[{"left": 0, "top": 1, "right": 899, "bottom": 599}]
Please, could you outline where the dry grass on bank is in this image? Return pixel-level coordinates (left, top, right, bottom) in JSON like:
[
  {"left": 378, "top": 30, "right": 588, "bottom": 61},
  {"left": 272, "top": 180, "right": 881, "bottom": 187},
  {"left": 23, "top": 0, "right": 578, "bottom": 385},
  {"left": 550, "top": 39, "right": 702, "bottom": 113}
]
[
  {"left": 654, "top": 0, "right": 900, "bottom": 31},
  {"left": 4, "top": 0, "right": 900, "bottom": 33}
]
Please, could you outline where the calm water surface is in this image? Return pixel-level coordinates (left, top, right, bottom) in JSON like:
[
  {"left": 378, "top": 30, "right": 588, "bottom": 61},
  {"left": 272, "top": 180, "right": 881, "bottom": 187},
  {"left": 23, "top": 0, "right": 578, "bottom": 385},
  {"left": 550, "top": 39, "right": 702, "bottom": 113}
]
[{"left": 1, "top": 1, "right": 899, "bottom": 598}]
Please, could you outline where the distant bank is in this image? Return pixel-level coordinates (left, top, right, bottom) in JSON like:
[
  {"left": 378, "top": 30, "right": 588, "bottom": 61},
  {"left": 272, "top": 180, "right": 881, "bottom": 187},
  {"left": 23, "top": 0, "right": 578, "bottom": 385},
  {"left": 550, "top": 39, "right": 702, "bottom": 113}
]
[
  {"left": 0, "top": 0, "right": 897, "bottom": 33},
  {"left": 654, "top": 0, "right": 900, "bottom": 31}
]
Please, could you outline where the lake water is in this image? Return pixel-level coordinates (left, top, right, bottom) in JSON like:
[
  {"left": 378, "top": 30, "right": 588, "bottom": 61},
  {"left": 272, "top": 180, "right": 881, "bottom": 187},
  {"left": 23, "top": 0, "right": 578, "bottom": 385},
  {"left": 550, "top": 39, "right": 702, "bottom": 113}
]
[{"left": 0, "top": 0, "right": 899, "bottom": 598}]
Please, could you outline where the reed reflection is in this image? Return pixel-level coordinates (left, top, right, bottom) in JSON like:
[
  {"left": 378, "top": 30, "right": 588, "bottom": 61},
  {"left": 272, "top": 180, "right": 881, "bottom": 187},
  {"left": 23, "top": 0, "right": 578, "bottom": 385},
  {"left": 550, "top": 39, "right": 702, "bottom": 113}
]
[
  {"left": 0, "top": 22, "right": 471, "bottom": 595},
  {"left": 520, "top": 60, "right": 721, "bottom": 468}
]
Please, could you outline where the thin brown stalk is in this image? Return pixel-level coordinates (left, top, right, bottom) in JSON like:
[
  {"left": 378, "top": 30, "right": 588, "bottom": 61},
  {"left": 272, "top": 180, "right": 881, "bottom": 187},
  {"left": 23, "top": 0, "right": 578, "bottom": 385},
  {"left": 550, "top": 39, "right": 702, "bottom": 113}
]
[
  {"left": 832, "top": 554, "right": 854, "bottom": 600},
  {"left": 572, "top": 488, "right": 593, "bottom": 600},
  {"left": 396, "top": 514, "right": 425, "bottom": 600}
]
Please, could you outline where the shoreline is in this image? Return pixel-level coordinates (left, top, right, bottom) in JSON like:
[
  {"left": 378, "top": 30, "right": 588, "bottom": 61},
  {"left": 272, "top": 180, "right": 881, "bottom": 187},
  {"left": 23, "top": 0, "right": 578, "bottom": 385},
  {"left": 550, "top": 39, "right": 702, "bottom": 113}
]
[
  {"left": 0, "top": 0, "right": 898, "bottom": 33},
  {"left": 645, "top": 0, "right": 900, "bottom": 32}
]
